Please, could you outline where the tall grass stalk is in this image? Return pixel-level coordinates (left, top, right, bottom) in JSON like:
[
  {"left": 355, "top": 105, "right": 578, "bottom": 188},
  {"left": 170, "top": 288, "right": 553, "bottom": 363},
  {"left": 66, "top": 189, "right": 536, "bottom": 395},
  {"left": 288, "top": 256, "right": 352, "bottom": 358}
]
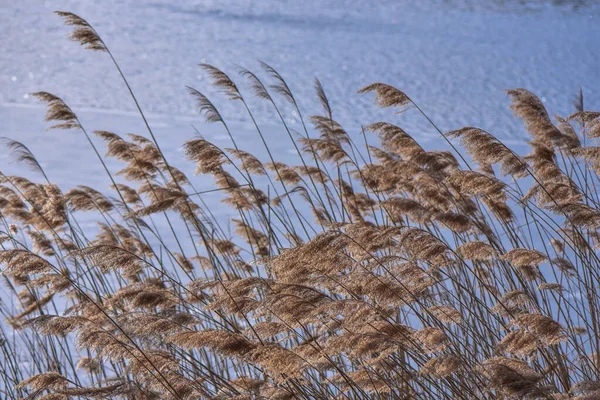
[{"left": 1, "top": 10, "right": 600, "bottom": 400}]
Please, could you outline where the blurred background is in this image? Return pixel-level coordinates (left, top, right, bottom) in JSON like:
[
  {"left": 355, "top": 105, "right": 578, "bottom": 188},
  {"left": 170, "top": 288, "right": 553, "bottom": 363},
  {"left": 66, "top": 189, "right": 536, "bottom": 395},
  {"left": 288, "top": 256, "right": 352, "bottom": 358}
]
[{"left": 0, "top": 0, "right": 598, "bottom": 190}]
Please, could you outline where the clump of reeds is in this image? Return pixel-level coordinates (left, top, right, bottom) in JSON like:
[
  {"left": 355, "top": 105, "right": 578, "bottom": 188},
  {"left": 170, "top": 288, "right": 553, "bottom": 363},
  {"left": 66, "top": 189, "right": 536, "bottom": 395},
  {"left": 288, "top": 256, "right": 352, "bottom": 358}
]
[{"left": 1, "top": 10, "right": 600, "bottom": 400}]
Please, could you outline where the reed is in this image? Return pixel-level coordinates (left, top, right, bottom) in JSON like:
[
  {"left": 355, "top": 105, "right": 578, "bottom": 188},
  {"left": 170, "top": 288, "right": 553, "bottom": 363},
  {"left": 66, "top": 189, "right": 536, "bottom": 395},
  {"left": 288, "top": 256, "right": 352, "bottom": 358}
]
[{"left": 1, "top": 10, "right": 599, "bottom": 399}]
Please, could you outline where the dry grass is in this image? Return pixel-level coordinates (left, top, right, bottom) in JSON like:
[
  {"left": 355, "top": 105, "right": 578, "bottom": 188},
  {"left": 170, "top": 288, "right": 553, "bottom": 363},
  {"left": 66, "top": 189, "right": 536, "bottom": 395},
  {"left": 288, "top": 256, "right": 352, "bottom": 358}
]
[{"left": 0, "top": 10, "right": 599, "bottom": 400}]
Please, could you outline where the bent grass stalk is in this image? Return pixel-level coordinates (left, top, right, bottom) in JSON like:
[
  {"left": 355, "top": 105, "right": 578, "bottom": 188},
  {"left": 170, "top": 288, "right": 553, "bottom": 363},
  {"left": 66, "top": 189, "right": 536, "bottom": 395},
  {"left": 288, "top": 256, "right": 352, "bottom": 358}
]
[{"left": 1, "top": 10, "right": 600, "bottom": 400}]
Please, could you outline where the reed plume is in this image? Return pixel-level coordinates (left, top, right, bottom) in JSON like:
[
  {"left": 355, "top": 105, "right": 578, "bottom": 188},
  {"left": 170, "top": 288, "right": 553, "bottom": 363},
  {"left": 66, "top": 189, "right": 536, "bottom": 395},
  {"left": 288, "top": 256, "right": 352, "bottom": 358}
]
[{"left": 2, "top": 10, "right": 600, "bottom": 400}]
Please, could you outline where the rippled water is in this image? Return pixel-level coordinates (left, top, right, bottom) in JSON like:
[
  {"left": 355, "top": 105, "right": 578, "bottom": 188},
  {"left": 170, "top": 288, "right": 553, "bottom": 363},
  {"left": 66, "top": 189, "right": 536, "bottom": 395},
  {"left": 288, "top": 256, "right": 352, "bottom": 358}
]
[{"left": 1, "top": 0, "right": 598, "bottom": 137}]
